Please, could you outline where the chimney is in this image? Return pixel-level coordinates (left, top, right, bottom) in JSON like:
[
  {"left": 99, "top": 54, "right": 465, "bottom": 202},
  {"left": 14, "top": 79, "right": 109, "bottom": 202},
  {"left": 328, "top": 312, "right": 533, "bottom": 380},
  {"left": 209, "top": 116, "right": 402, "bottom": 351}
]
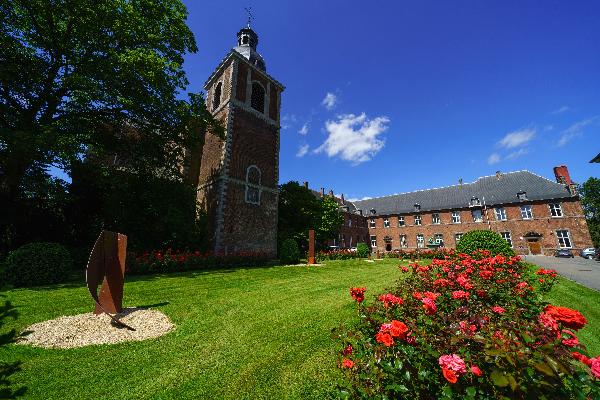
[
  {"left": 553, "top": 165, "right": 572, "bottom": 186},
  {"left": 341, "top": 193, "right": 345, "bottom": 204},
  {"left": 496, "top": 171, "right": 502, "bottom": 180},
  {"left": 459, "top": 178, "right": 463, "bottom": 186},
  {"left": 328, "top": 189, "right": 334, "bottom": 197},
  {"left": 320, "top": 187, "right": 325, "bottom": 197},
  {"left": 303, "top": 181, "right": 308, "bottom": 189}
]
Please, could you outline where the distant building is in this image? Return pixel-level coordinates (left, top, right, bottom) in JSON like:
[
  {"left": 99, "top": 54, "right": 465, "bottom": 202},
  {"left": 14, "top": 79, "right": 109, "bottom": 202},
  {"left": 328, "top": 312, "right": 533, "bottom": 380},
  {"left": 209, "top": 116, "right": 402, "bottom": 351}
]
[{"left": 349, "top": 166, "right": 592, "bottom": 256}]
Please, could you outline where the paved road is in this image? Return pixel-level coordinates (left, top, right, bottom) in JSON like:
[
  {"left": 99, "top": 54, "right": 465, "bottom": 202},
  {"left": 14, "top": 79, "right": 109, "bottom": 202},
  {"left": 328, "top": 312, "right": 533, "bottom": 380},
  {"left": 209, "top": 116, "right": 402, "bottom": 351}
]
[{"left": 523, "top": 255, "right": 600, "bottom": 292}]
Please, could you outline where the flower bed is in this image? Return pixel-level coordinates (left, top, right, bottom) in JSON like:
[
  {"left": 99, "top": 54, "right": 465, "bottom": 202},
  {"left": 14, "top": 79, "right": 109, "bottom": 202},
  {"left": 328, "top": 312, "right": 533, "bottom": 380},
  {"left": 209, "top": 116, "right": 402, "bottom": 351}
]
[
  {"left": 127, "top": 250, "right": 271, "bottom": 275},
  {"left": 334, "top": 251, "right": 600, "bottom": 398},
  {"left": 315, "top": 248, "right": 452, "bottom": 262}
]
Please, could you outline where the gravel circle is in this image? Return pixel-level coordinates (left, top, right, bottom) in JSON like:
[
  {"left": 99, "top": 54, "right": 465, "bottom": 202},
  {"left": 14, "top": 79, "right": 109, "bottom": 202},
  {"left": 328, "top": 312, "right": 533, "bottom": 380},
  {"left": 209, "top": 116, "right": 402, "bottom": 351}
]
[{"left": 17, "top": 308, "right": 174, "bottom": 349}]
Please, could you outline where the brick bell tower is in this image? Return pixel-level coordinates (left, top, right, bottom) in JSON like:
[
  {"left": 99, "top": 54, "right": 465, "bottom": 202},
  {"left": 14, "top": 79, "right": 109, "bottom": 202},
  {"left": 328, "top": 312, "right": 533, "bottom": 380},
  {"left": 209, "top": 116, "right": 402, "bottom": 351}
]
[{"left": 197, "top": 24, "right": 284, "bottom": 257}]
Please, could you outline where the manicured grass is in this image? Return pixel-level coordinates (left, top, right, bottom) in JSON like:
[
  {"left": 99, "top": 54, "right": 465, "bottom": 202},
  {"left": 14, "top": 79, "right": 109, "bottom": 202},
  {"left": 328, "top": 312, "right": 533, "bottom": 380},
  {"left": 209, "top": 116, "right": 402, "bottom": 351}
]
[
  {"left": 2, "top": 259, "right": 599, "bottom": 399},
  {"left": 1, "top": 259, "right": 404, "bottom": 399}
]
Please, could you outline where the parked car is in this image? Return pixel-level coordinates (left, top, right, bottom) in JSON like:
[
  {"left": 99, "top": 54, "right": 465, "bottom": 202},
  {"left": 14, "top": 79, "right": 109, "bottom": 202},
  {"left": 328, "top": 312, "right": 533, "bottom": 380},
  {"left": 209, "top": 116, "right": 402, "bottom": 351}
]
[
  {"left": 596, "top": 248, "right": 600, "bottom": 261},
  {"left": 580, "top": 247, "right": 597, "bottom": 259},
  {"left": 555, "top": 249, "right": 574, "bottom": 258}
]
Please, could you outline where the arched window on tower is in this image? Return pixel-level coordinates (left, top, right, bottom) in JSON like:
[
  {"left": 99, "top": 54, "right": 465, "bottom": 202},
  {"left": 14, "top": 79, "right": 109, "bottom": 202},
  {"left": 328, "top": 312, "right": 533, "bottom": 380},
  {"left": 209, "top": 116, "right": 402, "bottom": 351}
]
[
  {"left": 250, "top": 82, "right": 265, "bottom": 113},
  {"left": 245, "top": 165, "right": 261, "bottom": 205},
  {"left": 212, "top": 81, "right": 222, "bottom": 110}
]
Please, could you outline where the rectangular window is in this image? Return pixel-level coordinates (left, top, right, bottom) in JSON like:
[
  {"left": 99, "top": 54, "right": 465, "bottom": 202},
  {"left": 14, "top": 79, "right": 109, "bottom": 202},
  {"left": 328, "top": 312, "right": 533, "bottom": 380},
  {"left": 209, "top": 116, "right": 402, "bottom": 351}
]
[
  {"left": 556, "top": 230, "right": 572, "bottom": 248},
  {"left": 454, "top": 233, "right": 463, "bottom": 244},
  {"left": 400, "top": 234, "right": 408, "bottom": 248},
  {"left": 520, "top": 205, "right": 533, "bottom": 219},
  {"left": 452, "top": 211, "right": 461, "bottom": 223},
  {"left": 432, "top": 213, "right": 440, "bottom": 224},
  {"left": 501, "top": 232, "right": 513, "bottom": 247},
  {"left": 470, "top": 197, "right": 481, "bottom": 206},
  {"left": 517, "top": 191, "right": 527, "bottom": 201},
  {"left": 495, "top": 207, "right": 507, "bottom": 221},
  {"left": 370, "top": 218, "right": 376, "bottom": 228},
  {"left": 416, "top": 234, "right": 424, "bottom": 248},
  {"left": 414, "top": 215, "right": 421, "bottom": 226},
  {"left": 472, "top": 209, "right": 483, "bottom": 222},
  {"left": 549, "top": 203, "right": 563, "bottom": 217},
  {"left": 384, "top": 218, "right": 390, "bottom": 228},
  {"left": 398, "top": 216, "right": 405, "bottom": 227},
  {"left": 370, "top": 235, "right": 377, "bottom": 248},
  {"left": 434, "top": 233, "right": 443, "bottom": 244}
]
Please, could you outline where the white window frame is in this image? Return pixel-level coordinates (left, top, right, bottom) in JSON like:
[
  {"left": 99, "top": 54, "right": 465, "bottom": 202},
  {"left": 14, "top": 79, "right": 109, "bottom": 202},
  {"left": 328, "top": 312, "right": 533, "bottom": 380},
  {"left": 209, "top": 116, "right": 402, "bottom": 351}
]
[
  {"left": 244, "top": 165, "right": 261, "bottom": 205},
  {"left": 370, "top": 235, "right": 377, "bottom": 248},
  {"left": 434, "top": 234, "right": 443, "bottom": 244},
  {"left": 432, "top": 213, "right": 440, "bottom": 224},
  {"left": 400, "top": 234, "right": 408, "bottom": 248},
  {"left": 369, "top": 218, "right": 376, "bottom": 228},
  {"left": 398, "top": 216, "right": 405, "bottom": 227},
  {"left": 549, "top": 203, "right": 563, "bottom": 218},
  {"left": 495, "top": 207, "right": 507, "bottom": 221},
  {"left": 414, "top": 215, "right": 422, "bottom": 226},
  {"left": 556, "top": 230, "right": 572, "bottom": 249},
  {"left": 452, "top": 211, "right": 461, "bottom": 224},
  {"left": 472, "top": 209, "right": 483, "bottom": 222},
  {"left": 501, "top": 231, "right": 513, "bottom": 247},
  {"left": 454, "top": 233, "right": 463, "bottom": 244},
  {"left": 416, "top": 234, "right": 424, "bottom": 248},
  {"left": 520, "top": 205, "right": 533, "bottom": 220},
  {"left": 383, "top": 218, "right": 390, "bottom": 228}
]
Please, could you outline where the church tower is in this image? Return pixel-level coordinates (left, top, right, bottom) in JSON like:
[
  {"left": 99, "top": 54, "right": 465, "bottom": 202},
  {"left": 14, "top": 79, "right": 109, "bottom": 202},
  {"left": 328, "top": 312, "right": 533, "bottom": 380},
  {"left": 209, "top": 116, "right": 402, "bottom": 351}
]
[{"left": 197, "top": 25, "right": 284, "bottom": 257}]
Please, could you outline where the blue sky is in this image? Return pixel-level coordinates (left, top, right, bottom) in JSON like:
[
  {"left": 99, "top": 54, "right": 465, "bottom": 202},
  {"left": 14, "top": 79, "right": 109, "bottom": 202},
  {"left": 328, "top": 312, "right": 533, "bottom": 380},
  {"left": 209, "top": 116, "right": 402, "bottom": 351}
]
[{"left": 61, "top": 1, "right": 600, "bottom": 198}]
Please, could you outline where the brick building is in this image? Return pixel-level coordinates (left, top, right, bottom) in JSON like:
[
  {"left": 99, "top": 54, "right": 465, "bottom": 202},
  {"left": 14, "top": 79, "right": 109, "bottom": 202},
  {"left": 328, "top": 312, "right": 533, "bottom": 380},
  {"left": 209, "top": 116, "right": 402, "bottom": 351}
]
[
  {"left": 193, "top": 25, "right": 284, "bottom": 257},
  {"left": 350, "top": 166, "right": 593, "bottom": 256}
]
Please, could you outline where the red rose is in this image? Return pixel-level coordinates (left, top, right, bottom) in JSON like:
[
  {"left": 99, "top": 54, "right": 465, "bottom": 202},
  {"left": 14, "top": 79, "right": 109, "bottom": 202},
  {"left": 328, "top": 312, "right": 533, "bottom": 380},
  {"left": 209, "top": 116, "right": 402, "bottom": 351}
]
[
  {"left": 544, "top": 305, "right": 587, "bottom": 330},
  {"left": 349, "top": 287, "right": 366, "bottom": 303},
  {"left": 471, "top": 365, "right": 482, "bottom": 376},
  {"left": 375, "top": 332, "right": 394, "bottom": 347},
  {"left": 390, "top": 320, "right": 409, "bottom": 339},
  {"left": 452, "top": 290, "right": 470, "bottom": 300},
  {"left": 342, "top": 358, "right": 354, "bottom": 368},
  {"left": 572, "top": 352, "right": 591, "bottom": 366},
  {"left": 343, "top": 345, "right": 353, "bottom": 356},
  {"left": 561, "top": 330, "right": 579, "bottom": 347},
  {"left": 442, "top": 367, "right": 458, "bottom": 383}
]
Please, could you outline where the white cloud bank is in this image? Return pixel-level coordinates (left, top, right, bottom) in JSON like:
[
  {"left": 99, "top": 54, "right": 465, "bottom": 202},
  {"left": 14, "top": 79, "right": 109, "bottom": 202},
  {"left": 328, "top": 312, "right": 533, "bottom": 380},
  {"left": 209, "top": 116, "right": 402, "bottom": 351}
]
[
  {"left": 296, "top": 144, "right": 309, "bottom": 158},
  {"left": 321, "top": 92, "right": 338, "bottom": 110},
  {"left": 557, "top": 116, "right": 599, "bottom": 146},
  {"left": 298, "top": 123, "right": 309, "bottom": 135},
  {"left": 497, "top": 128, "right": 536, "bottom": 149},
  {"left": 314, "top": 113, "right": 390, "bottom": 165},
  {"left": 552, "top": 106, "right": 570, "bottom": 114},
  {"left": 487, "top": 153, "right": 501, "bottom": 165}
]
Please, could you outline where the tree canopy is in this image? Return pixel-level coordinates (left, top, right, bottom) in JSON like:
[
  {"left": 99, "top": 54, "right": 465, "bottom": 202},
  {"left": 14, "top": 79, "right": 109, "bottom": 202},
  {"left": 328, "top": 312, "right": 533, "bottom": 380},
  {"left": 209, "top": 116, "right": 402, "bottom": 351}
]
[{"left": 579, "top": 177, "right": 600, "bottom": 247}]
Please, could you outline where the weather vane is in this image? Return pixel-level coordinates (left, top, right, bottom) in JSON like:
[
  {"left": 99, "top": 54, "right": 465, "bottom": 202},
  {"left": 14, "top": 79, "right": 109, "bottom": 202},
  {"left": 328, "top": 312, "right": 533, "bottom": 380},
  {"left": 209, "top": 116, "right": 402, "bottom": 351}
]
[{"left": 244, "top": 6, "right": 254, "bottom": 28}]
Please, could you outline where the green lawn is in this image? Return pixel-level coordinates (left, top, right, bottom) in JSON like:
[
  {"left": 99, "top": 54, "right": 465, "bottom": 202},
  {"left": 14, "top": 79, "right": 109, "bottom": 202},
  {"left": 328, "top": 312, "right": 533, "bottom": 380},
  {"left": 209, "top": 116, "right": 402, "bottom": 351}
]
[{"left": 2, "top": 259, "right": 599, "bottom": 399}]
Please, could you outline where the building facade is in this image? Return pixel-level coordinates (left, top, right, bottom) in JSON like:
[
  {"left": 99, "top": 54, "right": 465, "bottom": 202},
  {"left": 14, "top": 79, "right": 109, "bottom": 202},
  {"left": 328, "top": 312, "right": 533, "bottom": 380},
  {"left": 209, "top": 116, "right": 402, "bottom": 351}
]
[
  {"left": 350, "top": 166, "right": 593, "bottom": 256},
  {"left": 195, "top": 26, "right": 284, "bottom": 257}
]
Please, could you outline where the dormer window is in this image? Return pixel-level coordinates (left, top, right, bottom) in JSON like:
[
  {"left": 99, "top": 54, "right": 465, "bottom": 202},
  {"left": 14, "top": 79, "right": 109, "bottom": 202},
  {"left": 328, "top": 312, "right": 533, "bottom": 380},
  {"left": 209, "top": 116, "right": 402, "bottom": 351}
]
[
  {"left": 469, "top": 197, "right": 481, "bottom": 207},
  {"left": 414, "top": 203, "right": 421, "bottom": 212},
  {"left": 517, "top": 191, "right": 527, "bottom": 201},
  {"left": 212, "top": 81, "right": 222, "bottom": 110},
  {"left": 370, "top": 208, "right": 376, "bottom": 215},
  {"left": 250, "top": 82, "right": 265, "bottom": 113}
]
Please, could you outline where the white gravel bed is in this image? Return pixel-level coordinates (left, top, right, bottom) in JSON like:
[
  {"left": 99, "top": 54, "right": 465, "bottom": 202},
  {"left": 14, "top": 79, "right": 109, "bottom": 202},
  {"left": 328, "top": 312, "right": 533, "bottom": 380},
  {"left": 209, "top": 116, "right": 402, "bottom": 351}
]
[{"left": 17, "top": 308, "right": 174, "bottom": 349}]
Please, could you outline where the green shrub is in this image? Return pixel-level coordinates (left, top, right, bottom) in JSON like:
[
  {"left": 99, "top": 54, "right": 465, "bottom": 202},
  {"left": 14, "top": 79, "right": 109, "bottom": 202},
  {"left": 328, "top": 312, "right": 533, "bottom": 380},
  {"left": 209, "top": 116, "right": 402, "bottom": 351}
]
[
  {"left": 3, "top": 242, "right": 72, "bottom": 287},
  {"left": 279, "top": 239, "right": 300, "bottom": 265},
  {"left": 356, "top": 242, "right": 370, "bottom": 258},
  {"left": 455, "top": 229, "right": 515, "bottom": 257}
]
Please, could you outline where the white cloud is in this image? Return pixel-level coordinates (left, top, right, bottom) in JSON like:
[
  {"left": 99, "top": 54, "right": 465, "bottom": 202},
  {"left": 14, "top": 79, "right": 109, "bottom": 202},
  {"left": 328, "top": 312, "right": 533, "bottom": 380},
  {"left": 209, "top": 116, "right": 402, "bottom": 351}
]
[
  {"left": 321, "top": 92, "right": 338, "bottom": 110},
  {"left": 505, "top": 148, "right": 529, "bottom": 160},
  {"left": 497, "top": 128, "right": 536, "bottom": 149},
  {"left": 281, "top": 114, "right": 297, "bottom": 130},
  {"left": 347, "top": 196, "right": 373, "bottom": 202},
  {"left": 298, "top": 123, "right": 309, "bottom": 135},
  {"left": 552, "top": 106, "right": 570, "bottom": 114},
  {"left": 314, "top": 113, "right": 389, "bottom": 164},
  {"left": 558, "top": 116, "right": 599, "bottom": 146},
  {"left": 487, "top": 153, "right": 501, "bottom": 165},
  {"left": 296, "top": 144, "right": 309, "bottom": 158}
]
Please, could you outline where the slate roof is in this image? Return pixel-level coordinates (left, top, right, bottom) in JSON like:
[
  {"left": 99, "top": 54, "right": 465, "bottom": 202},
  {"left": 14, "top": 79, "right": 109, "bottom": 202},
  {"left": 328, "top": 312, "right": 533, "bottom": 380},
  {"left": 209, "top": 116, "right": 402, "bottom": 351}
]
[{"left": 351, "top": 171, "right": 574, "bottom": 216}]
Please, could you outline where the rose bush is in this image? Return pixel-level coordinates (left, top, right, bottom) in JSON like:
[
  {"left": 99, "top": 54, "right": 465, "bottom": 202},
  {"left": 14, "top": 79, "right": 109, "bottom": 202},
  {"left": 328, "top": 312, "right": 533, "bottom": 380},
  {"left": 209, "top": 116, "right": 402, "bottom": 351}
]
[
  {"left": 127, "top": 249, "right": 270, "bottom": 275},
  {"left": 333, "top": 251, "right": 600, "bottom": 399}
]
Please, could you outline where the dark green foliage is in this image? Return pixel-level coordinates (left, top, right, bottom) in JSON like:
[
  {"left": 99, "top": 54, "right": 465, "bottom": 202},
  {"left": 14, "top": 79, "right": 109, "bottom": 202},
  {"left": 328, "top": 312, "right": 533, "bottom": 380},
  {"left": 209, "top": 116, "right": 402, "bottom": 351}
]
[
  {"left": 579, "top": 177, "right": 600, "bottom": 247},
  {"left": 455, "top": 230, "right": 515, "bottom": 256},
  {"left": 279, "top": 239, "right": 300, "bottom": 265},
  {"left": 278, "top": 182, "right": 321, "bottom": 248},
  {"left": 4, "top": 242, "right": 72, "bottom": 287},
  {"left": 356, "top": 243, "right": 370, "bottom": 258},
  {"left": 317, "top": 196, "right": 344, "bottom": 245},
  {"left": 0, "top": 297, "right": 26, "bottom": 398}
]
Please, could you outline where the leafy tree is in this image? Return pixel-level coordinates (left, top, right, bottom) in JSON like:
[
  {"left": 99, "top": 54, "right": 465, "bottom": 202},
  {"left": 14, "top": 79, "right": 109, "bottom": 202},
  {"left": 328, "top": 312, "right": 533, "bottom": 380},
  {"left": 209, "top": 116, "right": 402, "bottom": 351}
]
[
  {"left": 277, "top": 182, "right": 321, "bottom": 247},
  {"left": 455, "top": 230, "right": 515, "bottom": 257},
  {"left": 579, "top": 177, "right": 600, "bottom": 247},
  {"left": 316, "top": 196, "right": 344, "bottom": 245}
]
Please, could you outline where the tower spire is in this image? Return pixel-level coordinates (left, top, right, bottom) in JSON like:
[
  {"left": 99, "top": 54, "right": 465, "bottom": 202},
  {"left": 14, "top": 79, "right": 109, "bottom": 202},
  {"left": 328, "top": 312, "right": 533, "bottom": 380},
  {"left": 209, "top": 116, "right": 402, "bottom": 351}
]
[{"left": 244, "top": 7, "right": 254, "bottom": 28}]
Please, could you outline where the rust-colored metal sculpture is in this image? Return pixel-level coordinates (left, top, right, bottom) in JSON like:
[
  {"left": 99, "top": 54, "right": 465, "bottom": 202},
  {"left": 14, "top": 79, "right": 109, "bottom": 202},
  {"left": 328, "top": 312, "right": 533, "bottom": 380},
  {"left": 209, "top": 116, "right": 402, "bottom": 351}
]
[
  {"left": 86, "top": 230, "right": 135, "bottom": 331},
  {"left": 307, "top": 229, "right": 316, "bottom": 265}
]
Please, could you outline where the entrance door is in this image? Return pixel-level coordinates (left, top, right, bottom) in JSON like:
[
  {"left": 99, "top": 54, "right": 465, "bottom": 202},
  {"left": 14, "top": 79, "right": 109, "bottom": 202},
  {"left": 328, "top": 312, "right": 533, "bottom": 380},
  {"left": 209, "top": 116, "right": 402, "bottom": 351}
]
[{"left": 528, "top": 241, "right": 542, "bottom": 255}]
